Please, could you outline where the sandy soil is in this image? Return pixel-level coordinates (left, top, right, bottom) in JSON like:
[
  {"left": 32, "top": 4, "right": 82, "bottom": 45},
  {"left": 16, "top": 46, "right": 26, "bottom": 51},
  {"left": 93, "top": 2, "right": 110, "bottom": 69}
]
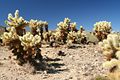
[{"left": 0, "top": 44, "right": 108, "bottom": 80}]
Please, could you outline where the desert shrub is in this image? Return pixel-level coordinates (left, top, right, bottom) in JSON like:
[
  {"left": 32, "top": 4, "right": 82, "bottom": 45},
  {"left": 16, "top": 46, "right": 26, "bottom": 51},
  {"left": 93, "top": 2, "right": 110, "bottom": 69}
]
[
  {"left": 5, "top": 10, "right": 28, "bottom": 36},
  {"left": 76, "top": 26, "right": 87, "bottom": 44},
  {"left": 93, "top": 21, "right": 112, "bottom": 41},
  {"left": 2, "top": 10, "right": 43, "bottom": 65},
  {"left": 84, "top": 32, "right": 99, "bottom": 45},
  {"left": 55, "top": 18, "right": 71, "bottom": 43},
  {"left": 99, "top": 33, "right": 120, "bottom": 80},
  {"left": 53, "top": 18, "right": 87, "bottom": 45},
  {"left": 29, "top": 19, "right": 49, "bottom": 42}
]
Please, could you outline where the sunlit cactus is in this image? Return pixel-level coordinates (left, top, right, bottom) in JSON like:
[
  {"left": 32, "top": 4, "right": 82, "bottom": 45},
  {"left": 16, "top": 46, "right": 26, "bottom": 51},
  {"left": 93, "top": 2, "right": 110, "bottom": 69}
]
[
  {"left": 53, "top": 30, "right": 64, "bottom": 43},
  {"left": 29, "top": 19, "right": 48, "bottom": 42},
  {"left": 93, "top": 21, "right": 112, "bottom": 41},
  {"left": 5, "top": 10, "right": 28, "bottom": 36},
  {"left": 76, "top": 26, "right": 87, "bottom": 44},
  {"left": 42, "top": 31, "right": 51, "bottom": 43},
  {"left": 18, "top": 32, "right": 42, "bottom": 63},
  {"left": 66, "top": 25, "right": 87, "bottom": 48},
  {"left": 55, "top": 18, "right": 77, "bottom": 44},
  {"left": 57, "top": 22, "right": 68, "bottom": 31},
  {"left": 19, "top": 32, "right": 41, "bottom": 50},
  {"left": 2, "top": 10, "right": 43, "bottom": 65},
  {"left": 77, "top": 26, "right": 85, "bottom": 36},
  {"left": 79, "top": 26, "right": 84, "bottom": 33},
  {"left": 29, "top": 19, "right": 42, "bottom": 35},
  {"left": 2, "top": 27, "right": 19, "bottom": 45},
  {"left": 67, "top": 31, "right": 77, "bottom": 44},
  {"left": 64, "top": 18, "right": 71, "bottom": 24},
  {"left": 99, "top": 34, "right": 120, "bottom": 80},
  {"left": 57, "top": 18, "right": 71, "bottom": 31},
  {"left": 29, "top": 19, "right": 41, "bottom": 28},
  {"left": 70, "top": 22, "right": 77, "bottom": 31},
  {"left": 99, "top": 34, "right": 120, "bottom": 61},
  {"left": 43, "top": 21, "right": 49, "bottom": 32}
]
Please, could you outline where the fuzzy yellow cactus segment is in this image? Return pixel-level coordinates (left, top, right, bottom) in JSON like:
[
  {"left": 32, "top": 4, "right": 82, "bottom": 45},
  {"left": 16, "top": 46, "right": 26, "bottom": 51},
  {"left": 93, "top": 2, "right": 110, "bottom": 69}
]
[
  {"left": 2, "top": 27, "right": 18, "bottom": 44},
  {"left": 19, "top": 32, "right": 41, "bottom": 50},
  {"left": 70, "top": 22, "right": 76, "bottom": 31},
  {"left": 67, "top": 31, "right": 77, "bottom": 43},
  {"left": 99, "top": 34, "right": 120, "bottom": 58},
  {"left": 77, "top": 27, "right": 86, "bottom": 38},
  {"left": 29, "top": 20, "right": 48, "bottom": 28},
  {"left": 6, "top": 10, "right": 28, "bottom": 28},
  {"left": 79, "top": 26, "right": 84, "bottom": 32},
  {"left": 55, "top": 18, "right": 72, "bottom": 43},
  {"left": 57, "top": 18, "right": 71, "bottom": 31},
  {"left": 43, "top": 21, "right": 48, "bottom": 26},
  {"left": 57, "top": 22, "right": 68, "bottom": 31},
  {"left": 6, "top": 27, "right": 16, "bottom": 33},
  {"left": 64, "top": 18, "right": 71, "bottom": 24},
  {"left": 116, "top": 51, "right": 120, "bottom": 60},
  {"left": 80, "top": 26, "right": 83, "bottom": 29},
  {"left": 93, "top": 21, "right": 112, "bottom": 41},
  {"left": 94, "top": 21, "right": 111, "bottom": 32},
  {"left": 103, "top": 59, "right": 119, "bottom": 69},
  {"left": 29, "top": 19, "right": 48, "bottom": 36},
  {"left": 42, "top": 31, "right": 51, "bottom": 42},
  {"left": 29, "top": 19, "right": 42, "bottom": 29},
  {"left": 99, "top": 34, "right": 120, "bottom": 73},
  {"left": 54, "top": 30, "right": 63, "bottom": 42}
]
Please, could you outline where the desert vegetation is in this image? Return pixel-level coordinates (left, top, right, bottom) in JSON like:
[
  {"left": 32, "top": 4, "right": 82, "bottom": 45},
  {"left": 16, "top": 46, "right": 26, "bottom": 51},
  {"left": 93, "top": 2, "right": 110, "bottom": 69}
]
[{"left": 0, "top": 10, "right": 119, "bottom": 80}]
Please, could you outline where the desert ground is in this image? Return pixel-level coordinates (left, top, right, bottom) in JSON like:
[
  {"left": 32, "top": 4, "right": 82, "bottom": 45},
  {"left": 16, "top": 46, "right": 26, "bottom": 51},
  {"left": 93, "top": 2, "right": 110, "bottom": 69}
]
[{"left": 0, "top": 44, "right": 108, "bottom": 80}]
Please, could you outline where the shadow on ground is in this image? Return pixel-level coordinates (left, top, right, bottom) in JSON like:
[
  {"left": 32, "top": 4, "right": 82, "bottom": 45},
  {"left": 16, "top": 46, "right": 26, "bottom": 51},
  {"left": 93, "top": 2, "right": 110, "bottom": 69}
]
[{"left": 32, "top": 57, "right": 68, "bottom": 74}]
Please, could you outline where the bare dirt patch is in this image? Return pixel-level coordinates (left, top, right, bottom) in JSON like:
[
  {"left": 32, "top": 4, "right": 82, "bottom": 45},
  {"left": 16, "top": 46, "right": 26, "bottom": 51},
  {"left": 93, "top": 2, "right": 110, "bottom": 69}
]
[{"left": 0, "top": 44, "right": 107, "bottom": 80}]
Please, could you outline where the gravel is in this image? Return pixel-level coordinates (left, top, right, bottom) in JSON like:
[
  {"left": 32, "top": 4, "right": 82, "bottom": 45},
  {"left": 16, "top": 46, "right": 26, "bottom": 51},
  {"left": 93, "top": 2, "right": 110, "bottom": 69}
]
[{"left": 0, "top": 44, "right": 108, "bottom": 80}]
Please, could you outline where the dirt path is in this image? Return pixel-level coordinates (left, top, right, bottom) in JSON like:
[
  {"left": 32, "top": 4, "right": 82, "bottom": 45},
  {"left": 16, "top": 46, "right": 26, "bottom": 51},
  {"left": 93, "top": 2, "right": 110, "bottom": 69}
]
[{"left": 0, "top": 45, "right": 107, "bottom": 80}]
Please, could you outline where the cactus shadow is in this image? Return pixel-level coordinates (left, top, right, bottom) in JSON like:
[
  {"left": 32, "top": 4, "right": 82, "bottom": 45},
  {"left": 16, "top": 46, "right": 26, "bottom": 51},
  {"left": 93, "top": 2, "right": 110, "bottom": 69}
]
[
  {"left": 47, "top": 63, "right": 68, "bottom": 74},
  {"left": 45, "top": 57, "right": 62, "bottom": 61},
  {"left": 32, "top": 57, "right": 68, "bottom": 74},
  {"left": 45, "top": 57, "right": 68, "bottom": 74}
]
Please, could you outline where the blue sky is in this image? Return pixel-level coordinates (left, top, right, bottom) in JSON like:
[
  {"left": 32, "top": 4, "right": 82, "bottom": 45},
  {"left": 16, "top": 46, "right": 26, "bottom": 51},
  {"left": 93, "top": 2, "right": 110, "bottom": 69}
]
[{"left": 0, "top": 0, "right": 120, "bottom": 31}]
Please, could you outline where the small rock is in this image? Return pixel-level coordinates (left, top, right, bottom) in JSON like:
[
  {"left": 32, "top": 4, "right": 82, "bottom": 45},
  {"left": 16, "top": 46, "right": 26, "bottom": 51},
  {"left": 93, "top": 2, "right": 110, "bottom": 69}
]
[
  {"left": 57, "top": 51, "right": 66, "bottom": 56},
  {"left": 69, "top": 76, "right": 73, "bottom": 79}
]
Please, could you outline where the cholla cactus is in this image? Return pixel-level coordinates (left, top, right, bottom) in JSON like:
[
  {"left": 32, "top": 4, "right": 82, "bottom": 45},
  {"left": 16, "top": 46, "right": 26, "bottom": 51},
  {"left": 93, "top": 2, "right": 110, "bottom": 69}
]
[
  {"left": 67, "top": 31, "right": 77, "bottom": 43},
  {"left": 42, "top": 31, "right": 51, "bottom": 43},
  {"left": 66, "top": 25, "right": 87, "bottom": 44},
  {"left": 57, "top": 18, "right": 70, "bottom": 31},
  {"left": 2, "top": 27, "right": 18, "bottom": 45},
  {"left": 64, "top": 18, "right": 71, "bottom": 24},
  {"left": 6, "top": 10, "right": 28, "bottom": 28},
  {"left": 19, "top": 32, "right": 41, "bottom": 50},
  {"left": 76, "top": 26, "right": 87, "bottom": 44},
  {"left": 29, "top": 20, "right": 48, "bottom": 30},
  {"left": 5, "top": 10, "right": 28, "bottom": 36},
  {"left": 77, "top": 30, "right": 86, "bottom": 39},
  {"left": 70, "top": 22, "right": 77, "bottom": 31},
  {"left": 53, "top": 30, "right": 64, "bottom": 43},
  {"left": 93, "top": 21, "right": 112, "bottom": 41},
  {"left": 43, "top": 21, "right": 48, "bottom": 32},
  {"left": 2, "top": 10, "right": 43, "bottom": 65},
  {"left": 29, "top": 19, "right": 42, "bottom": 35},
  {"left": 99, "top": 34, "right": 120, "bottom": 80},
  {"left": 57, "top": 22, "right": 69, "bottom": 31},
  {"left": 99, "top": 34, "right": 120, "bottom": 61},
  {"left": 79, "top": 26, "right": 84, "bottom": 33},
  {"left": 55, "top": 18, "right": 87, "bottom": 45},
  {"left": 29, "top": 19, "right": 48, "bottom": 42},
  {"left": 29, "top": 19, "right": 42, "bottom": 29},
  {"left": 56, "top": 18, "right": 76, "bottom": 43}
]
